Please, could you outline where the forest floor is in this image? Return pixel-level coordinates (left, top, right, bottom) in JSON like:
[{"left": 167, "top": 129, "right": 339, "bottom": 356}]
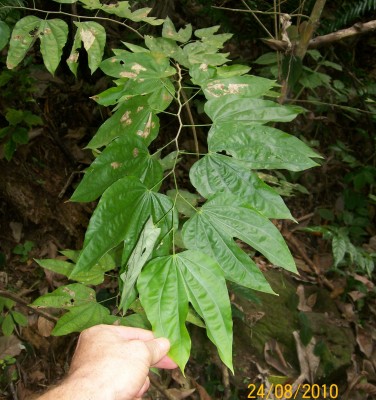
[{"left": 0, "top": 63, "right": 376, "bottom": 400}]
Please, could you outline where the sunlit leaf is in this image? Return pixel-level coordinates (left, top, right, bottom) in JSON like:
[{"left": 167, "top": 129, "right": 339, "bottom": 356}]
[
  {"left": 208, "top": 123, "right": 320, "bottom": 171},
  {"left": 190, "top": 154, "right": 293, "bottom": 219},
  {"left": 138, "top": 250, "right": 233, "bottom": 371},
  {"left": 72, "top": 134, "right": 162, "bottom": 202}
]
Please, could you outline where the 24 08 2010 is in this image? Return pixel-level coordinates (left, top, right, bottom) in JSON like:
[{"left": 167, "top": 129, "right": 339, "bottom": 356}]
[{"left": 247, "top": 383, "right": 339, "bottom": 399}]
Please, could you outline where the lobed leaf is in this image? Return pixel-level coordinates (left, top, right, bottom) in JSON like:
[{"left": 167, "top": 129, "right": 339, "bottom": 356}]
[
  {"left": 182, "top": 207, "right": 275, "bottom": 294},
  {"left": 203, "top": 76, "right": 276, "bottom": 99},
  {"left": 183, "top": 193, "right": 297, "bottom": 274},
  {"left": 138, "top": 251, "right": 233, "bottom": 371},
  {"left": 71, "top": 134, "right": 163, "bottom": 202},
  {"left": 162, "top": 17, "right": 192, "bottom": 43},
  {"left": 71, "top": 177, "right": 176, "bottom": 277},
  {"left": 87, "top": 96, "right": 160, "bottom": 149},
  {"left": 205, "top": 95, "right": 304, "bottom": 124},
  {"left": 67, "top": 21, "right": 106, "bottom": 75},
  {"left": 208, "top": 123, "right": 320, "bottom": 171},
  {"left": 190, "top": 154, "right": 293, "bottom": 219}
]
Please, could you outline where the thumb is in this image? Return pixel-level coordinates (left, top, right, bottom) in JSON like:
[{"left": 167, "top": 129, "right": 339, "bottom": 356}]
[{"left": 144, "top": 337, "right": 171, "bottom": 365}]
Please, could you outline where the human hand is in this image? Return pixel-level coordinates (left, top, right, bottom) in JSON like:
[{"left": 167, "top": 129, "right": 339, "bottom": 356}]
[{"left": 39, "top": 324, "right": 177, "bottom": 400}]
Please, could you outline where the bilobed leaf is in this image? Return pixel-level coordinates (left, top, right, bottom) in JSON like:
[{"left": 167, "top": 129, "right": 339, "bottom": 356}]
[
  {"left": 203, "top": 76, "right": 275, "bottom": 99},
  {"left": 71, "top": 134, "right": 163, "bottom": 202},
  {"left": 71, "top": 177, "right": 175, "bottom": 276},
  {"left": 205, "top": 95, "right": 304, "bottom": 124},
  {"left": 138, "top": 255, "right": 190, "bottom": 371},
  {"left": 0, "top": 22, "right": 10, "bottom": 51},
  {"left": 138, "top": 250, "right": 233, "bottom": 371},
  {"left": 87, "top": 96, "right": 160, "bottom": 149},
  {"left": 182, "top": 207, "right": 275, "bottom": 294},
  {"left": 67, "top": 21, "right": 106, "bottom": 75},
  {"left": 52, "top": 302, "right": 111, "bottom": 336},
  {"left": 39, "top": 19, "right": 69, "bottom": 75},
  {"left": 183, "top": 193, "right": 296, "bottom": 274},
  {"left": 208, "top": 123, "right": 320, "bottom": 171},
  {"left": 162, "top": 17, "right": 192, "bottom": 43},
  {"left": 190, "top": 154, "right": 293, "bottom": 219},
  {"left": 7, "top": 16, "right": 40, "bottom": 69},
  {"left": 32, "top": 283, "right": 96, "bottom": 308},
  {"left": 119, "top": 218, "right": 161, "bottom": 311}
]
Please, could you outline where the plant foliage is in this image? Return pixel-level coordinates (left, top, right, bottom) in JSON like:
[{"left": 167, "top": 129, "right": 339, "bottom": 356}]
[{"left": 1, "top": 2, "right": 321, "bottom": 372}]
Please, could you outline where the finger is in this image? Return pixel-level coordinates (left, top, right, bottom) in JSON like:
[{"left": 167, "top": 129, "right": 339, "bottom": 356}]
[
  {"left": 144, "top": 338, "right": 171, "bottom": 366},
  {"left": 111, "top": 326, "right": 155, "bottom": 341},
  {"left": 154, "top": 355, "right": 178, "bottom": 369},
  {"left": 134, "top": 376, "right": 150, "bottom": 398}
]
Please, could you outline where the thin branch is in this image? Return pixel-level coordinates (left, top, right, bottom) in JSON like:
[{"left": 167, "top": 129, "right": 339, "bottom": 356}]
[
  {"left": 0, "top": 289, "right": 58, "bottom": 323},
  {"left": 0, "top": 5, "right": 144, "bottom": 39},
  {"left": 211, "top": 5, "right": 308, "bottom": 19},
  {"left": 180, "top": 89, "right": 199, "bottom": 159},
  {"left": 263, "top": 19, "right": 376, "bottom": 51}
]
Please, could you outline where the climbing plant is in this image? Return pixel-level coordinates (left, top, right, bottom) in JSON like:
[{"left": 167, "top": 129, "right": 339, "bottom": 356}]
[{"left": 1, "top": 1, "right": 320, "bottom": 372}]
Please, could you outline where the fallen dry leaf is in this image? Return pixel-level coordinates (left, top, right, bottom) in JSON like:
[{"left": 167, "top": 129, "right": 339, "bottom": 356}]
[
  {"left": 356, "top": 325, "right": 374, "bottom": 358},
  {"left": 264, "top": 340, "right": 295, "bottom": 376},
  {"left": 355, "top": 382, "right": 376, "bottom": 395},
  {"left": 165, "top": 388, "right": 196, "bottom": 399},
  {"left": 37, "top": 316, "right": 55, "bottom": 337},
  {"left": 191, "top": 379, "right": 213, "bottom": 400},
  {"left": 293, "top": 331, "right": 320, "bottom": 383},
  {"left": 0, "top": 335, "right": 25, "bottom": 359}
]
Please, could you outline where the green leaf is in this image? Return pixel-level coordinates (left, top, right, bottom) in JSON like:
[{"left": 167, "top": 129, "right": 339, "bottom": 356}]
[
  {"left": 35, "top": 255, "right": 114, "bottom": 285},
  {"left": 67, "top": 21, "right": 106, "bottom": 75},
  {"left": 203, "top": 76, "right": 275, "bottom": 99},
  {"left": 216, "top": 64, "right": 251, "bottom": 77},
  {"left": 4, "top": 139, "right": 16, "bottom": 161},
  {"left": 120, "top": 218, "right": 161, "bottom": 311},
  {"left": 205, "top": 95, "right": 304, "bottom": 124},
  {"left": 0, "top": 21, "right": 10, "bottom": 51},
  {"left": 182, "top": 205, "right": 275, "bottom": 293},
  {"left": 138, "top": 250, "right": 233, "bottom": 371},
  {"left": 100, "top": 52, "right": 175, "bottom": 80},
  {"left": 190, "top": 154, "right": 293, "bottom": 219},
  {"left": 10, "top": 311, "right": 27, "bottom": 326},
  {"left": 52, "top": 0, "right": 78, "bottom": 3},
  {"left": 2, "top": 314, "right": 15, "bottom": 336},
  {"left": 183, "top": 194, "right": 296, "bottom": 275},
  {"left": 52, "top": 302, "right": 111, "bottom": 336},
  {"left": 208, "top": 123, "right": 320, "bottom": 171},
  {"left": 162, "top": 17, "right": 192, "bottom": 43},
  {"left": 12, "top": 127, "right": 29, "bottom": 144},
  {"left": 87, "top": 96, "right": 160, "bottom": 149},
  {"left": 32, "top": 283, "right": 96, "bottom": 308},
  {"left": 183, "top": 42, "right": 230, "bottom": 66},
  {"left": 39, "top": 19, "right": 69, "bottom": 75},
  {"left": 144, "top": 36, "right": 187, "bottom": 65},
  {"left": 71, "top": 177, "right": 176, "bottom": 276},
  {"left": 6, "top": 109, "right": 24, "bottom": 125},
  {"left": 332, "top": 233, "right": 348, "bottom": 266},
  {"left": 138, "top": 255, "right": 190, "bottom": 371},
  {"left": 7, "top": 16, "right": 40, "bottom": 70},
  {"left": 166, "top": 189, "right": 199, "bottom": 217},
  {"left": 71, "top": 134, "right": 163, "bottom": 202}
]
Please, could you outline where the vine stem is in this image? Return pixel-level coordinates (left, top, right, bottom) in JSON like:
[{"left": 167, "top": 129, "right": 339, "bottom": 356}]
[
  {"left": 180, "top": 89, "right": 199, "bottom": 159},
  {"left": 0, "top": 289, "right": 58, "bottom": 323},
  {"left": 0, "top": 5, "right": 144, "bottom": 39}
]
